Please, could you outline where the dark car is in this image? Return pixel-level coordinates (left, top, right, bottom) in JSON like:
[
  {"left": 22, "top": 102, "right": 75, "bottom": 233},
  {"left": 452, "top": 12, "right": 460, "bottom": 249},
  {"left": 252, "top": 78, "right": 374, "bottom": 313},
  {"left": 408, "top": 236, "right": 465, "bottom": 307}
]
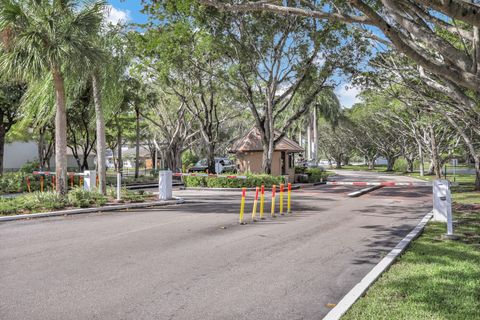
[{"left": 188, "top": 157, "right": 237, "bottom": 174}]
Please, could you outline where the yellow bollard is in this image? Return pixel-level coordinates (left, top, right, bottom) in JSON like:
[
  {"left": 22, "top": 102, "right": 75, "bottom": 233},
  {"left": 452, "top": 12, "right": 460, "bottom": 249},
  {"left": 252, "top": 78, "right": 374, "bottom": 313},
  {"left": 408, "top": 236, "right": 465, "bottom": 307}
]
[
  {"left": 260, "top": 185, "right": 265, "bottom": 220},
  {"left": 279, "top": 183, "right": 284, "bottom": 215},
  {"left": 40, "top": 176, "right": 44, "bottom": 192},
  {"left": 251, "top": 187, "right": 259, "bottom": 222},
  {"left": 239, "top": 187, "right": 246, "bottom": 224},
  {"left": 271, "top": 185, "right": 276, "bottom": 218},
  {"left": 287, "top": 183, "right": 292, "bottom": 214}
]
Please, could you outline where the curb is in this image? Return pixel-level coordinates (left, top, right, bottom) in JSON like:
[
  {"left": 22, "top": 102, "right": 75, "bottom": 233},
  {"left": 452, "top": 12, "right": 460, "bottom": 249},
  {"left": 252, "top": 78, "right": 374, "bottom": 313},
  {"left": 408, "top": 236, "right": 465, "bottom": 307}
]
[
  {"left": 0, "top": 197, "right": 185, "bottom": 222},
  {"left": 323, "top": 211, "right": 433, "bottom": 320},
  {"left": 347, "top": 185, "right": 384, "bottom": 197}
]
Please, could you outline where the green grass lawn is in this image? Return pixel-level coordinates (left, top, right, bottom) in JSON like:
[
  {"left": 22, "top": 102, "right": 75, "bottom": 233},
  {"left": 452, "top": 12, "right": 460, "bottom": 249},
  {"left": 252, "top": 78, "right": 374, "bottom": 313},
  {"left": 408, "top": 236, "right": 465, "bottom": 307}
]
[{"left": 342, "top": 170, "right": 480, "bottom": 320}]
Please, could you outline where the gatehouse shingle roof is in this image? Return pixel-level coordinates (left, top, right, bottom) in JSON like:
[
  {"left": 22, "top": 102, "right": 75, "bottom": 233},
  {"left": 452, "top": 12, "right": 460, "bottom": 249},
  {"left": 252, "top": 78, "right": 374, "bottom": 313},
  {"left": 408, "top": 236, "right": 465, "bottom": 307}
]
[{"left": 230, "top": 127, "right": 304, "bottom": 153}]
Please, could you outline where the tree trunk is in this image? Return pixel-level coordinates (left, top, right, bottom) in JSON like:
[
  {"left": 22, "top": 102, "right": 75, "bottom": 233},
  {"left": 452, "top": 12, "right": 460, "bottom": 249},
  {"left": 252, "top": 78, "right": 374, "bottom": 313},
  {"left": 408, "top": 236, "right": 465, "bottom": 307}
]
[
  {"left": 386, "top": 156, "right": 396, "bottom": 171},
  {"left": 207, "top": 143, "right": 215, "bottom": 173},
  {"left": 429, "top": 125, "right": 442, "bottom": 179},
  {"left": 135, "top": 106, "right": 140, "bottom": 179},
  {"left": 418, "top": 141, "right": 424, "bottom": 176},
  {"left": 335, "top": 156, "right": 342, "bottom": 169},
  {"left": 406, "top": 158, "right": 414, "bottom": 173},
  {"left": 367, "top": 155, "right": 376, "bottom": 170},
  {"left": 91, "top": 73, "right": 106, "bottom": 194},
  {"left": 312, "top": 109, "right": 318, "bottom": 162},
  {"left": 52, "top": 66, "right": 68, "bottom": 195},
  {"left": 0, "top": 117, "right": 5, "bottom": 176},
  {"left": 261, "top": 136, "right": 274, "bottom": 174}
]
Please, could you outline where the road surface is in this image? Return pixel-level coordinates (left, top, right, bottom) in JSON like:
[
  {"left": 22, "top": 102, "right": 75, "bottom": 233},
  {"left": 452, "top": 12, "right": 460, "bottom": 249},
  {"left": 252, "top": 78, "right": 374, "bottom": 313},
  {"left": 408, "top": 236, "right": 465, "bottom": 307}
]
[{"left": 0, "top": 171, "right": 431, "bottom": 320}]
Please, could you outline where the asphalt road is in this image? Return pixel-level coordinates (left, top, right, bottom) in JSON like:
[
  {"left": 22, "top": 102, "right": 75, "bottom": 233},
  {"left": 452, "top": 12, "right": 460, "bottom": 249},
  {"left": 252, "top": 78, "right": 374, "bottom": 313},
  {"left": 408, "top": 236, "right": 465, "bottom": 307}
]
[{"left": 0, "top": 171, "right": 432, "bottom": 320}]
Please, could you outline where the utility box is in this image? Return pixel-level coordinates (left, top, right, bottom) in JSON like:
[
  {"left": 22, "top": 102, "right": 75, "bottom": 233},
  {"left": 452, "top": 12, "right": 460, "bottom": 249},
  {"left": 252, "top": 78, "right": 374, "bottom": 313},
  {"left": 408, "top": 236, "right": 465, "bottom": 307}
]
[
  {"left": 83, "top": 170, "right": 96, "bottom": 192},
  {"left": 432, "top": 180, "right": 453, "bottom": 233},
  {"left": 158, "top": 170, "right": 172, "bottom": 200}
]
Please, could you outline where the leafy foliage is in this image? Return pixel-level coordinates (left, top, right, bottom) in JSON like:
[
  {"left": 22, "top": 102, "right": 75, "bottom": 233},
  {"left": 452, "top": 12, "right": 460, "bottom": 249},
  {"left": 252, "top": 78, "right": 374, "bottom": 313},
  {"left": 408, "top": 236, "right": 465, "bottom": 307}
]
[{"left": 183, "top": 174, "right": 286, "bottom": 188}]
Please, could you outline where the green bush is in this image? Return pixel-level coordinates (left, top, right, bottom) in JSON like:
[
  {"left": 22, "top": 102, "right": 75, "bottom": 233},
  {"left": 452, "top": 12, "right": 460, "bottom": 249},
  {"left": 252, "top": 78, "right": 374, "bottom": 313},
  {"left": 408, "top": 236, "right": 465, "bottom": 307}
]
[
  {"left": 68, "top": 187, "right": 107, "bottom": 208},
  {"left": 295, "top": 166, "right": 306, "bottom": 174},
  {"left": 183, "top": 173, "right": 286, "bottom": 188},
  {"left": 394, "top": 158, "right": 408, "bottom": 172},
  {"left": 182, "top": 151, "right": 200, "bottom": 170},
  {"left": 19, "top": 161, "right": 40, "bottom": 173},
  {"left": 305, "top": 167, "right": 327, "bottom": 183},
  {"left": 22, "top": 192, "right": 68, "bottom": 210}
]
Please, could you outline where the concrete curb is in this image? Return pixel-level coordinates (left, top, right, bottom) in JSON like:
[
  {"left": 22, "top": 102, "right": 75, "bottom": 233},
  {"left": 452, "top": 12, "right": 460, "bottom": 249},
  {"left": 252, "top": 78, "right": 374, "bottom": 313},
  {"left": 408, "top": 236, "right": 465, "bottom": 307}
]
[
  {"left": 0, "top": 197, "right": 185, "bottom": 222},
  {"left": 347, "top": 185, "right": 384, "bottom": 197},
  {"left": 323, "top": 211, "right": 433, "bottom": 320}
]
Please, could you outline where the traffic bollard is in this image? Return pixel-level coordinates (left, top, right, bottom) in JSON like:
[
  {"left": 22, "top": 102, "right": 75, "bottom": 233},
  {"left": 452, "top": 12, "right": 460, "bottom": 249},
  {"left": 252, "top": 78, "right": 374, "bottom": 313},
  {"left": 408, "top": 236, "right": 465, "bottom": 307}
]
[
  {"left": 239, "top": 187, "right": 246, "bottom": 224},
  {"left": 279, "top": 183, "right": 284, "bottom": 215},
  {"left": 271, "top": 185, "right": 276, "bottom": 218},
  {"left": 70, "top": 175, "right": 74, "bottom": 188},
  {"left": 26, "top": 176, "right": 31, "bottom": 193},
  {"left": 96, "top": 174, "right": 99, "bottom": 188},
  {"left": 252, "top": 187, "right": 259, "bottom": 222},
  {"left": 40, "top": 176, "right": 44, "bottom": 192},
  {"left": 287, "top": 183, "right": 292, "bottom": 214},
  {"left": 260, "top": 185, "right": 265, "bottom": 219},
  {"left": 79, "top": 176, "right": 83, "bottom": 187},
  {"left": 52, "top": 176, "right": 56, "bottom": 191}
]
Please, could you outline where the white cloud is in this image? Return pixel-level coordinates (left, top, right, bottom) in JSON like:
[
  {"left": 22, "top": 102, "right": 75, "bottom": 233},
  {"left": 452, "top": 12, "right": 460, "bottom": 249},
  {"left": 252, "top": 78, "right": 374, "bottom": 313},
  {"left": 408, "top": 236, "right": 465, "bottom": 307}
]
[
  {"left": 335, "top": 84, "right": 362, "bottom": 108},
  {"left": 105, "top": 5, "right": 130, "bottom": 25}
]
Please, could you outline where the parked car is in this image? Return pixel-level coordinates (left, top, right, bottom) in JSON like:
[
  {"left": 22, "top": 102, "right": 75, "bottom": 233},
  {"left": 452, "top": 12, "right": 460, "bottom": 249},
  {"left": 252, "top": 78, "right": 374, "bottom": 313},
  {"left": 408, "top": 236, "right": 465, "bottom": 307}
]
[{"left": 189, "top": 157, "right": 236, "bottom": 174}]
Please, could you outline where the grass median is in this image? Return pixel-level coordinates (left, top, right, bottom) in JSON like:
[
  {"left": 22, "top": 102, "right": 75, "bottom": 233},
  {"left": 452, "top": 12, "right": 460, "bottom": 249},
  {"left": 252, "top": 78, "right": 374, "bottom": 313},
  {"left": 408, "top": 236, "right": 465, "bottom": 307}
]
[{"left": 342, "top": 174, "right": 480, "bottom": 320}]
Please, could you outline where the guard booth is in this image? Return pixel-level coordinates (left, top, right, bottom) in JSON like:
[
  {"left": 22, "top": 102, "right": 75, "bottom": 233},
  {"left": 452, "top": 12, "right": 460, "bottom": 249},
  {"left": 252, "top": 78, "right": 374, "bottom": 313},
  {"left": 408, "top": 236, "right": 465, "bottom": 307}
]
[{"left": 229, "top": 127, "right": 303, "bottom": 181}]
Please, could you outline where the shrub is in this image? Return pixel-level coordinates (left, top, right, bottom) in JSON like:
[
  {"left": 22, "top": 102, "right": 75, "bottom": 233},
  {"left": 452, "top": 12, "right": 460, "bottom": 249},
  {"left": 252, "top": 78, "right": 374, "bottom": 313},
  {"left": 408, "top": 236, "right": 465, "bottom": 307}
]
[
  {"left": 19, "top": 161, "right": 40, "bottom": 173},
  {"left": 21, "top": 192, "right": 67, "bottom": 211},
  {"left": 67, "top": 187, "right": 107, "bottom": 208},
  {"left": 394, "top": 158, "right": 408, "bottom": 172},
  {"left": 305, "top": 167, "right": 327, "bottom": 183},
  {"left": 295, "top": 166, "right": 306, "bottom": 174},
  {"left": 183, "top": 173, "right": 286, "bottom": 188}
]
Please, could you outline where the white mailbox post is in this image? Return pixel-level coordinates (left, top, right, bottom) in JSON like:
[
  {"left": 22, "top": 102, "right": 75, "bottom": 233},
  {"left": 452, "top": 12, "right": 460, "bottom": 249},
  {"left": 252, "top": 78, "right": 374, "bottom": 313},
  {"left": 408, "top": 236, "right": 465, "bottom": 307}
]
[
  {"left": 83, "top": 170, "right": 96, "bottom": 191},
  {"left": 158, "top": 170, "right": 172, "bottom": 200},
  {"left": 433, "top": 179, "right": 455, "bottom": 237}
]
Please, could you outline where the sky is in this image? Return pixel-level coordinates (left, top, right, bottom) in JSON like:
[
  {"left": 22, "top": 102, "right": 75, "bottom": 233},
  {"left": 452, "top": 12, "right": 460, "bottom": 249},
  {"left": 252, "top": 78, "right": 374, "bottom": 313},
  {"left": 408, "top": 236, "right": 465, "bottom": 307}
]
[{"left": 106, "top": 1, "right": 362, "bottom": 108}]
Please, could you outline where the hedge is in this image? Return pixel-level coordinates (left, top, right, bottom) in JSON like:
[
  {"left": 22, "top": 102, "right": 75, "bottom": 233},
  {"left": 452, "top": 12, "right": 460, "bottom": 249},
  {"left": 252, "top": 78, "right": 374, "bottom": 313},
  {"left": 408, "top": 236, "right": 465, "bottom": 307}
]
[{"left": 183, "top": 173, "right": 287, "bottom": 188}]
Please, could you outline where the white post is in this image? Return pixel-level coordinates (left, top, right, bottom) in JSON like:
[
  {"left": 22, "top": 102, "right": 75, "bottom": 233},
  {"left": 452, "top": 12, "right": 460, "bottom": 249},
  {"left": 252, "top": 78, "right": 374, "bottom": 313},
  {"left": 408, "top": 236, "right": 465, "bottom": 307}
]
[
  {"left": 158, "top": 170, "right": 172, "bottom": 200},
  {"left": 116, "top": 172, "right": 121, "bottom": 201},
  {"left": 432, "top": 179, "right": 456, "bottom": 238},
  {"left": 83, "top": 170, "right": 96, "bottom": 191}
]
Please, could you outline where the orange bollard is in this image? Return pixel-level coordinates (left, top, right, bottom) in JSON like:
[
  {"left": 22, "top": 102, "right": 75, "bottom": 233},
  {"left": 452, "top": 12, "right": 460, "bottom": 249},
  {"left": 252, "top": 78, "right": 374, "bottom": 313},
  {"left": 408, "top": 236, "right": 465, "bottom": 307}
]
[
  {"left": 40, "top": 176, "right": 44, "bottom": 192},
  {"left": 79, "top": 176, "right": 83, "bottom": 187},
  {"left": 52, "top": 175, "right": 56, "bottom": 190},
  {"left": 259, "top": 185, "right": 265, "bottom": 220},
  {"left": 271, "top": 185, "right": 276, "bottom": 217},
  {"left": 251, "top": 187, "right": 259, "bottom": 222},
  {"left": 26, "top": 176, "right": 31, "bottom": 193},
  {"left": 96, "top": 174, "right": 99, "bottom": 187},
  {"left": 279, "top": 183, "right": 284, "bottom": 215}
]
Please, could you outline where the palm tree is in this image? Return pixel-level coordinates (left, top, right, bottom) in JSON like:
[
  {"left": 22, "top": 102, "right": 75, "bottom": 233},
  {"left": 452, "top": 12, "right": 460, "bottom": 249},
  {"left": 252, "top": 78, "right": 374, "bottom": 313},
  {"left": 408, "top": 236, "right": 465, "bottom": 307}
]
[{"left": 0, "top": 0, "right": 105, "bottom": 195}]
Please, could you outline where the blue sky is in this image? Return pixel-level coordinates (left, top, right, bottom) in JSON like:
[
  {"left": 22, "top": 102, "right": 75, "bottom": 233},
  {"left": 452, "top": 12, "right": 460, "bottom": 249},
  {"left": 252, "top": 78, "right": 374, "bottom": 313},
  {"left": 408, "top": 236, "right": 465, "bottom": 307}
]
[{"left": 106, "top": 1, "right": 361, "bottom": 108}]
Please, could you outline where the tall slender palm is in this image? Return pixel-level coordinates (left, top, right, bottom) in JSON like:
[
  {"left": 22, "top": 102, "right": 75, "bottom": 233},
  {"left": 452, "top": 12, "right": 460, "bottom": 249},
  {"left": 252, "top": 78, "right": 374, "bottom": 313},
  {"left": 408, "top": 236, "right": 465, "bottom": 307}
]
[{"left": 0, "top": 0, "right": 105, "bottom": 195}]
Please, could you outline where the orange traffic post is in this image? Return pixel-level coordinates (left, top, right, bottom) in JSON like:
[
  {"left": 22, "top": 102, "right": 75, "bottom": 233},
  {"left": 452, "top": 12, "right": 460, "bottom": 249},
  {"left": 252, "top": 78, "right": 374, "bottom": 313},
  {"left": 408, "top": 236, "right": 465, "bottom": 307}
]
[
  {"left": 239, "top": 187, "right": 246, "bottom": 224},
  {"left": 251, "top": 187, "right": 259, "bottom": 222},
  {"left": 279, "top": 183, "right": 284, "bottom": 215},
  {"left": 259, "top": 185, "right": 265, "bottom": 220},
  {"left": 26, "top": 176, "right": 31, "bottom": 193},
  {"left": 79, "top": 176, "right": 83, "bottom": 187},
  {"left": 287, "top": 183, "right": 292, "bottom": 214},
  {"left": 40, "top": 176, "right": 44, "bottom": 192},
  {"left": 52, "top": 176, "right": 56, "bottom": 191},
  {"left": 271, "top": 185, "right": 276, "bottom": 218},
  {"left": 96, "top": 174, "right": 99, "bottom": 188}
]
